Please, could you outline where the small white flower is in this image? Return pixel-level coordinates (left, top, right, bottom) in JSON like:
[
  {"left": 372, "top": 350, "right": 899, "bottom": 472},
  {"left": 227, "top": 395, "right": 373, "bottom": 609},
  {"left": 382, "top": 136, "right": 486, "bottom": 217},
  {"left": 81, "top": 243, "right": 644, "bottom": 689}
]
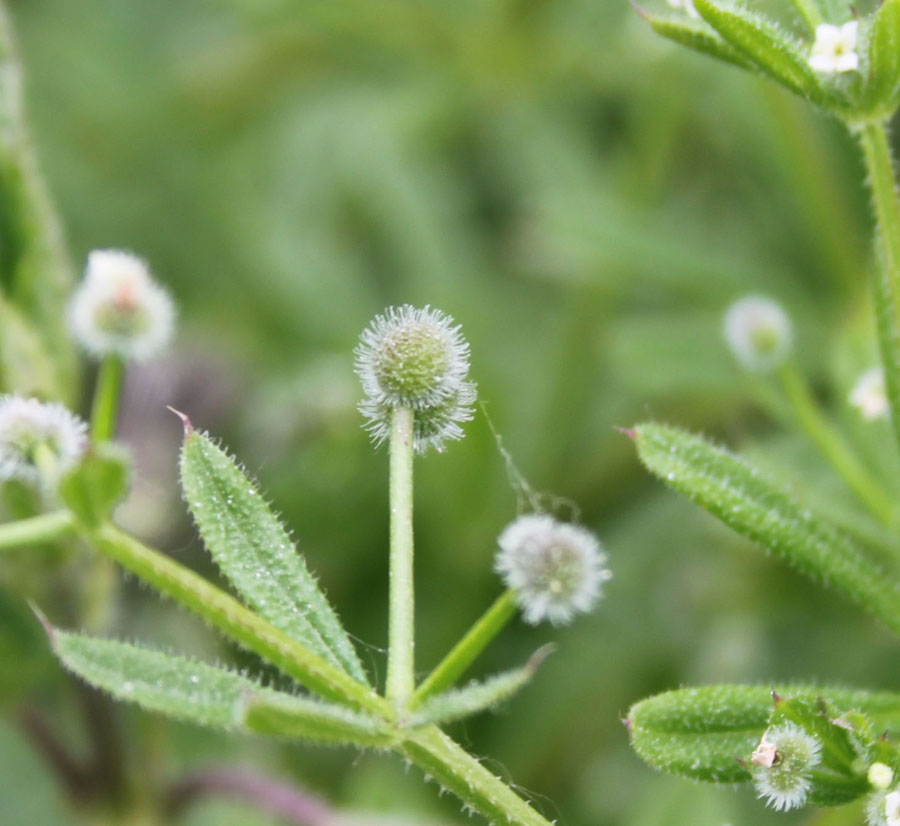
[
  {"left": 850, "top": 367, "right": 889, "bottom": 421},
  {"left": 809, "top": 22, "right": 859, "bottom": 74},
  {"left": 667, "top": 0, "right": 699, "bottom": 18},
  {"left": 887, "top": 790, "right": 900, "bottom": 826},
  {"left": 69, "top": 249, "right": 175, "bottom": 361},
  {"left": 495, "top": 514, "right": 611, "bottom": 625},
  {"left": 723, "top": 295, "right": 793, "bottom": 373},
  {"left": 0, "top": 396, "right": 87, "bottom": 485},
  {"left": 752, "top": 723, "right": 822, "bottom": 812}
]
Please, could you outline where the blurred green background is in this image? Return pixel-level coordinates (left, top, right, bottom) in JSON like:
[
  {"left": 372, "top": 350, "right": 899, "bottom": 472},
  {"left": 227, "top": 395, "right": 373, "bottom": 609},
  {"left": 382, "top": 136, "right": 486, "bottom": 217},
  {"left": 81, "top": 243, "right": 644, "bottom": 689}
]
[{"left": 2, "top": 0, "right": 900, "bottom": 824}]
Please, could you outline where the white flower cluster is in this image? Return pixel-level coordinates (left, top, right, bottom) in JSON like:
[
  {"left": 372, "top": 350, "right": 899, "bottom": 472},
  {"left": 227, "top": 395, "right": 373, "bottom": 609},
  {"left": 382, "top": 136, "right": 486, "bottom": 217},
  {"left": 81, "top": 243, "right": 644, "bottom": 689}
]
[
  {"left": 495, "top": 514, "right": 610, "bottom": 625},
  {"left": 355, "top": 305, "right": 476, "bottom": 453},
  {"left": 69, "top": 249, "right": 175, "bottom": 361},
  {"left": 0, "top": 396, "right": 87, "bottom": 485}
]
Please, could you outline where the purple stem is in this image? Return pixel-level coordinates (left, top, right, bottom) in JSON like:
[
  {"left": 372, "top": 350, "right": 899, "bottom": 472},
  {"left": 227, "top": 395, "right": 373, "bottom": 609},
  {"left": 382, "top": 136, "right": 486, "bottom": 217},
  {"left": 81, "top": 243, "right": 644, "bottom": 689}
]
[{"left": 166, "top": 766, "right": 336, "bottom": 825}]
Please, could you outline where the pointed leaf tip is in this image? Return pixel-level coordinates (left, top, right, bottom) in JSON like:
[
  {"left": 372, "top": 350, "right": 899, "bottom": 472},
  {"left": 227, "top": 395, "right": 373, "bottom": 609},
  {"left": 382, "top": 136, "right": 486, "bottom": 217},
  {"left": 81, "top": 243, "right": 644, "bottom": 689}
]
[
  {"left": 166, "top": 406, "right": 193, "bottom": 435},
  {"left": 526, "top": 643, "right": 557, "bottom": 673},
  {"left": 27, "top": 600, "right": 55, "bottom": 645},
  {"left": 628, "top": 0, "right": 650, "bottom": 20},
  {"left": 615, "top": 426, "right": 637, "bottom": 440}
]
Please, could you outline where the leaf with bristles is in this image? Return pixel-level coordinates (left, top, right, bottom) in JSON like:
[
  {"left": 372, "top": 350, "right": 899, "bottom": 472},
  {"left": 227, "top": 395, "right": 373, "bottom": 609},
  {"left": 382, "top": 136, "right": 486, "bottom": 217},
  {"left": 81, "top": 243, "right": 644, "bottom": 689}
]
[
  {"left": 179, "top": 425, "right": 368, "bottom": 685},
  {"left": 864, "top": 0, "right": 900, "bottom": 115},
  {"left": 409, "top": 647, "right": 552, "bottom": 727},
  {"left": 632, "top": 422, "right": 900, "bottom": 639},
  {"left": 50, "top": 627, "right": 388, "bottom": 747},
  {"left": 639, "top": 10, "right": 755, "bottom": 71}
]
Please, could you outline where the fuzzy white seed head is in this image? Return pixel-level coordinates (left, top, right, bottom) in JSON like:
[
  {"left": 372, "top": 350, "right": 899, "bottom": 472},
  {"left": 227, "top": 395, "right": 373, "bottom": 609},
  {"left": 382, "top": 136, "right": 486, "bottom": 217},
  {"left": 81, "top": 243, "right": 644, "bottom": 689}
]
[
  {"left": 870, "top": 763, "right": 895, "bottom": 791},
  {"left": 752, "top": 723, "right": 822, "bottom": 812},
  {"left": 355, "top": 305, "right": 475, "bottom": 453},
  {"left": 0, "top": 396, "right": 87, "bottom": 484},
  {"left": 850, "top": 367, "right": 889, "bottom": 421},
  {"left": 495, "top": 514, "right": 611, "bottom": 626},
  {"left": 809, "top": 21, "right": 859, "bottom": 74},
  {"left": 723, "top": 295, "right": 792, "bottom": 372},
  {"left": 69, "top": 249, "right": 175, "bottom": 361}
]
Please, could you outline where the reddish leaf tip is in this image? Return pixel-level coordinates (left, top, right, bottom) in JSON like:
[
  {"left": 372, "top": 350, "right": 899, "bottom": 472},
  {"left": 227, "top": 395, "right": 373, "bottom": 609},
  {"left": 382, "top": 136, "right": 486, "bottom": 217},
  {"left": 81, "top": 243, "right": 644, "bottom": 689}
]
[
  {"left": 166, "top": 406, "right": 194, "bottom": 435},
  {"left": 614, "top": 426, "right": 637, "bottom": 440},
  {"left": 28, "top": 600, "right": 56, "bottom": 646}
]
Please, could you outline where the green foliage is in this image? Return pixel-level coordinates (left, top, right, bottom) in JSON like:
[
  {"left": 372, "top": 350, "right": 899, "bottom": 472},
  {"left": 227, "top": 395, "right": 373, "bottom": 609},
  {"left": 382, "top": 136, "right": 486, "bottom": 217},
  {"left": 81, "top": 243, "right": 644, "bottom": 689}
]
[
  {"left": 864, "top": 0, "right": 900, "bottom": 115},
  {"left": 57, "top": 445, "right": 129, "bottom": 529},
  {"left": 179, "top": 427, "right": 368, "bottom": 684},
  {"left": 640, "top": 12, "right": 755, "bottom": 71},
  {"left": 633, "top": 422, "right": 900, "bottom": 636},
  {"left": 628, "top": 684, "right": 900, "bottom": 792}
]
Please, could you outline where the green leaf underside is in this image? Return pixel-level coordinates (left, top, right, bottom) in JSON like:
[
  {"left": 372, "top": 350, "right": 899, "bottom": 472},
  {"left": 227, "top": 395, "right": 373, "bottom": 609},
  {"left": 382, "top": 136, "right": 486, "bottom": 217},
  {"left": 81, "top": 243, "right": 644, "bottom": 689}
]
[
  {"left": 410, "top": 664, "right": 535, "bottom": 727},
  {"left": 53, "top": 630, "right": 386, "bottom": 745},
  {"left": 866, "top": 0, "right": 900, "bottom": 113},
  {"left": 629, "top": 684, "right": 900, "bottom": 785},
  {"left": 634, "top": 423, "right": 900, "bottom": 638},
  {"left": 180, "top": 431, "right": 368, "bottom": 685},
  {"left": 647, "top": 15, "right": 755, "bottom": 71},
  {"left": 693, "top": 0, "right": 824, "bottom": 103}
]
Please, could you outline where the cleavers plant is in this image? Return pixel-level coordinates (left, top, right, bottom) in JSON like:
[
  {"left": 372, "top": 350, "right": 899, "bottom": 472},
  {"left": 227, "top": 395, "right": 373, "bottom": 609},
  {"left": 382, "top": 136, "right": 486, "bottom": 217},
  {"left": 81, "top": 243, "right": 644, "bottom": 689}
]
[{"left": 626, "top": 0, "right": 900, "bottom": 822}]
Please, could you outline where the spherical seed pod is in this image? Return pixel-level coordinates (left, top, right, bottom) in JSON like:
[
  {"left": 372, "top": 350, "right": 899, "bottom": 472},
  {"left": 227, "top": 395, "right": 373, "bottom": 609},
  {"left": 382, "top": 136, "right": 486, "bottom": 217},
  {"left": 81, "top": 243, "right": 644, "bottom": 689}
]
[
  {"left": 0, "top": 395, "right": 87, "bottom": 485},
  {"left": 752, "top": 723, "right": 822, "bottom": 812},
  {"left": 355, "top": 305, "right": 475, "bottom": 453},
  {"left": 723, "top": 295, "right": 793, "bottom": 373},
  {"left": 355, "top": 305, "right": 471, "bottom": 410},
  {"left": 494, "top": 514, "right": 611, "bottom": 626},
  {"left": 69, "top": 249, "right": 175, "bottom": 361}
]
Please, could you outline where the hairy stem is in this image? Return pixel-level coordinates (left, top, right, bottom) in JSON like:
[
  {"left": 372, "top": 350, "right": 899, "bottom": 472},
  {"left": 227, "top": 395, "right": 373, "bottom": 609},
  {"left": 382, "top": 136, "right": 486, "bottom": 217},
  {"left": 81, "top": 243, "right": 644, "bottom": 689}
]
[
  {"left": 860, "top": 121, "right": 900, "bottom": 458},
  {"left": 412, "top": 589, "right": 518, "bottom": 707},
  {"left": 90, "top": 356, "right": 124, "bottom": 443},
  {"left": 92, "top": 523, "right": 390, "bottom": 716},
  {"left": 776, "top": 361, "right": 895, "bottom": 526},
  {"left": 0, "top": 509, "right": 74, "bottom": 552},
  {"left": 387, "top": 406, "right": 415, "bottom": 705}
]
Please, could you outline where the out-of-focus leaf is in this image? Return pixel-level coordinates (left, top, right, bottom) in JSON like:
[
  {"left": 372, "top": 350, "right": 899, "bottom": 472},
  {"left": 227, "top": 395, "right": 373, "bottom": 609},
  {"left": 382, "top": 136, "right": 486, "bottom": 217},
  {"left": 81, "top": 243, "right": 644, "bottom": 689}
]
[{"left": 58, "top": 444, "right": 130, "bottom": 529}]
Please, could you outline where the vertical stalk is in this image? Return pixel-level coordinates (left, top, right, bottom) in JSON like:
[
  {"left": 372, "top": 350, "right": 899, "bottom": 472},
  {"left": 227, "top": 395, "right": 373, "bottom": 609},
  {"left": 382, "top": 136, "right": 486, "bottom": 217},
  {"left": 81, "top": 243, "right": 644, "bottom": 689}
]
[
  {"left": 386, "top": 406, "right": 415, "bottom": 705},
  {"left": 788, "top": 0, "right": 822, "bottom": 31},
  {"left": 776, "top": 361, "right": 895, "bottom": 526},
  {"left": 91, "top": 356, "right": 124, "bottom": 443},
  {"left": 859, "top": 122, "right": 900, "bottom": 456},
  {"left": 412, "top": 589, "right": 518, "bottom": 707}
]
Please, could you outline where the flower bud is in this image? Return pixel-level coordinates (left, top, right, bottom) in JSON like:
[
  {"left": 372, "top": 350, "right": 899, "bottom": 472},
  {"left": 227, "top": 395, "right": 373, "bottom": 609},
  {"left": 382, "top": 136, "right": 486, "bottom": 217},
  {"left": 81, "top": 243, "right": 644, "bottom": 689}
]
[
  {"left": 494, "top": 514, "right": 611, "bottom": 626},
  {"left": 723, "top": 295, "right": 792, "bottom": 373},
  {"left": 870, "top": 763, "right": 895, "bottom": 791},
  {"left": 355, "top": 305, "right": 475, "bottom": 453},
  {"left": 850, "top": 367, "right": 889, "bottom": 421},
  {"left": 0, "top": 395, "right": 87, "bottom": 485},
  {"left": 751, "top": 723, "right": 822, "bottom": 811},
  {"left": 69, "top": 250, "right": 175, "bottom": 361}
]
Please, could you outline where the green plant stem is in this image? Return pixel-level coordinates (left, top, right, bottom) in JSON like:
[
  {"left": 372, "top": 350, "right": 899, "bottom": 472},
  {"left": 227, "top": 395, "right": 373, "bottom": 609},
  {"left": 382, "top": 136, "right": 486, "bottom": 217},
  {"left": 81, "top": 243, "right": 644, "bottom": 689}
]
[
  {"left": 91, "top": 357, "right": 124, "bottom": 443},
  {"left": 859, "top": 121, "right": 900, "bottom": 457},
  {"left": 787, "top": 0, "right": 822, "bottom": 31},
  {"left": 0, "top": 510, "right": 74, "bottom": 552},
  {"left": 91, "top": 522, "right": 391, "bottom": 717},
  {"left": 403, "top": 726, "right": 555, "bottom": 826},
  {"left": 386, "top": 406, "right": 415, "bottom": 706},
  {"left": 776, "top": 361, "right": 895, "bottom": 526},
  {"left": 411, "top": 589, "right": 518, "bottom": 707}
]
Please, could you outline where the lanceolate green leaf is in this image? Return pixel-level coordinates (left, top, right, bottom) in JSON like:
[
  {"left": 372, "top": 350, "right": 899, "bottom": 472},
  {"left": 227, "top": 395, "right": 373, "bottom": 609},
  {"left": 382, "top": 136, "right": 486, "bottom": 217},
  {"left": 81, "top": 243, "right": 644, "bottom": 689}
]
[
  {"left": 240, "top": 692, "right": 396, "bottom": 747},
  {"left": 409, "top": 653, "right": 546, "bottom": 727},
  {"left": 692, "top": 0, "right": 826, "bottom": 105},
  {"left": 180, "top": 427, "right": 368, "bottom": 685},
  {"left": 632, "top": 423, "right": 900, "bottom": 637},
  {"left": 51, "top": 628, "right": 288, "bottom": 730},
  {"left": 50, "top": 628, "right": 390, "bottom": 747},
  {"left": 642, "top": 13, "right": 755, "bottom": 71},
  {"left": 628, "top": 684, "right": 900, "bottom": 784}
]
